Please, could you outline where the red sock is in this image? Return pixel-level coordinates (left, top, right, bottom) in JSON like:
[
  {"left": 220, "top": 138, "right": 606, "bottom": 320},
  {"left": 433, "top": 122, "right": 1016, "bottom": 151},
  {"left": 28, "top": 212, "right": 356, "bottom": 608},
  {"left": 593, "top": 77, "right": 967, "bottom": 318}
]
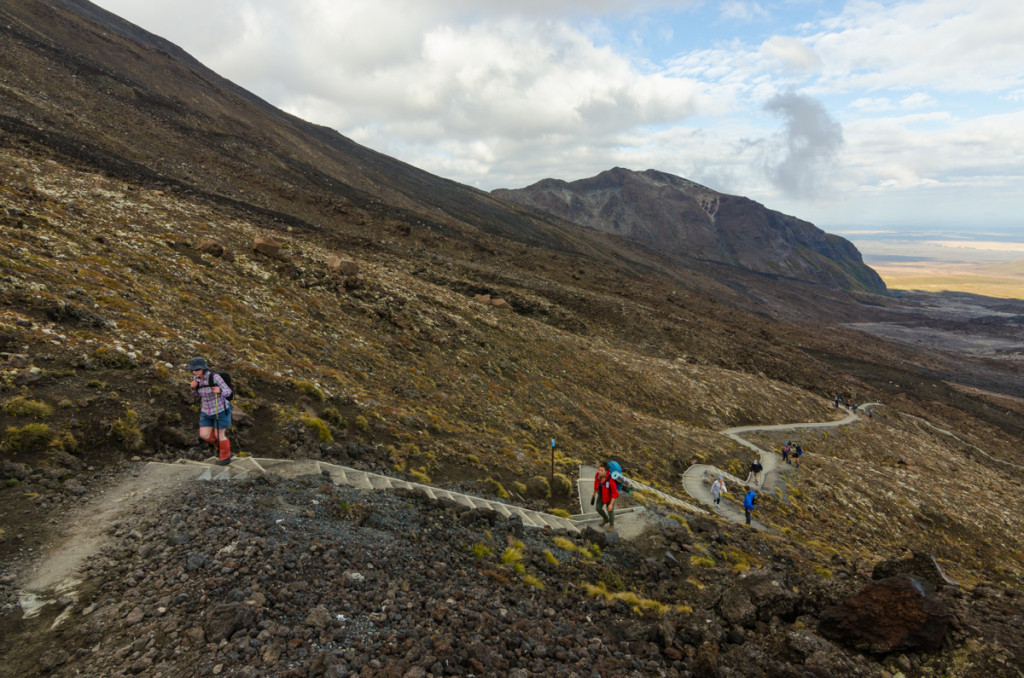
[{"left": 219, "top": 438, "right": 231, "bottom": 461}]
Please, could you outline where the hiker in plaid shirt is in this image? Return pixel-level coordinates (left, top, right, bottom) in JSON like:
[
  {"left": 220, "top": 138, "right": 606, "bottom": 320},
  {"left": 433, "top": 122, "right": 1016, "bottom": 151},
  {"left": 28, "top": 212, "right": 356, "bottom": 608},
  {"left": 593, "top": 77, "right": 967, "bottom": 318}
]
[{"left": 188, "top": 357, "right": 233, "bottom": 465}]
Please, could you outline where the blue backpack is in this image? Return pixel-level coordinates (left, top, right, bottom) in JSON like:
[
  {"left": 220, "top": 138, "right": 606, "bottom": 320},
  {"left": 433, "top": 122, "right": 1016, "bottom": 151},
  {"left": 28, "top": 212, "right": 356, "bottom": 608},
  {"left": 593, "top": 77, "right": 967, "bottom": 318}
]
[{"left": 607, "top": 460, "right": 622, "bottom": 476}]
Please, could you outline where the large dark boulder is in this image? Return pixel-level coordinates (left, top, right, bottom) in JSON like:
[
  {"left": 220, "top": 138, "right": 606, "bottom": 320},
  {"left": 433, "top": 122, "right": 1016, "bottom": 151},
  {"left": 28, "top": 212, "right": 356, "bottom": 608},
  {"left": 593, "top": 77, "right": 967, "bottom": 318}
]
[
  {"left": 819, "top": 576, "right": 952, "bottom": 654},
  {"left": 872, "top": 550, "right": 959, "bottom": 594}
]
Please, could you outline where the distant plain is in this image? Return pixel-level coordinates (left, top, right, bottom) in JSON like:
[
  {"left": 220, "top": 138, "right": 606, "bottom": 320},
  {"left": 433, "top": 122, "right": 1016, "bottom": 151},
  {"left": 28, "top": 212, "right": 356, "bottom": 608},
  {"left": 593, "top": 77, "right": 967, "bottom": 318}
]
[{"left": 844, "top": 231, "right": 1024, "bottom": 299}]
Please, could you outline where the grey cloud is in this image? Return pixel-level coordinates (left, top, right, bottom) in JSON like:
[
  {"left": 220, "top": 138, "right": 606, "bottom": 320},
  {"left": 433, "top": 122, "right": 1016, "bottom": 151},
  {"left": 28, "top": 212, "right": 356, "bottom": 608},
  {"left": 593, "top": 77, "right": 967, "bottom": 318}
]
[{"left": 762, "top": 90, "right": 843, "bottom": 199}]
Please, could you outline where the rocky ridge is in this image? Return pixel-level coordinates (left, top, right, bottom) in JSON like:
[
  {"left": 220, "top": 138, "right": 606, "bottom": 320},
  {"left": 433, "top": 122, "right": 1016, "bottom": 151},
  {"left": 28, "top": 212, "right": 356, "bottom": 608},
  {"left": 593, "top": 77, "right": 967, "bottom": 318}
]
[{"left": 493, "top": 168, "right": 886, "bottom": 294}]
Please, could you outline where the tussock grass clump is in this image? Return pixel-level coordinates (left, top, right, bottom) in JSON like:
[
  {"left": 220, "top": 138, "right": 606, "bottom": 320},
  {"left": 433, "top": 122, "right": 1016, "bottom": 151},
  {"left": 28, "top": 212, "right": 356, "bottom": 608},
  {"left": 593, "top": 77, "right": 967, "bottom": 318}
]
[
  {"left": 525, "top": 475, "right": 550, "bottom": 499},
  {"left": 2, "top": 423, "right": 51, "bottom": 455},
  {"left": 501, "top": 547, "right": 525, "bottom": 574},
  {"left": 690, "top": 555, "right": 715, "bottom": 568},
  {"left": 2, "top": 396, "right": 53, "bottom": 420},
  {"left": 353, "top": 415, "right": 369, "bottom": 432},
  {"left": 300, "top": 415, "right": 333, "bottom": 443},
  {"left": 583, "top": 582, "right": 688, "bottom": 616},
  {"left": 52, "top": 431, "right": 78, "bottom": 452},
  {"left": 549, "top": 473, "right": 572, "bottom": 498},
  {"left": 92, "top": 346, "right": 136, "bottom": 369},
  {"left": 667, "top": 513, "right": 692, "bottom": 532},
  {"left": 321, "top": 407, "right": 346, "bottom": 428},
  {"left": 543, "top": 549, "right": 559, "bottom": 566},
  {"left": 551, "top": 536, "right": 596, "bottom": 560},
  {"left": 111, "top": 408, "right": 143, "bottom": 451},
  {"left": 723, "top": 546, "right": 753, "bottom": 573},
  {"left": 546, "top": 508, "right": 571, "bottom": 519},
  {"left": 291, "top": 379, "right": 325, "bottom": 400},
  {"left": 409, "top": 468, "right": 431, "bottom": 484},
  {"left": 522, "top": 574, "right": 544, "bottom": 589},
  {"left": 471, "top": 543, "right": 492, "bottom": 558},
  {"left": 484, "top": 477, "right": 510, "bottom": 499}
]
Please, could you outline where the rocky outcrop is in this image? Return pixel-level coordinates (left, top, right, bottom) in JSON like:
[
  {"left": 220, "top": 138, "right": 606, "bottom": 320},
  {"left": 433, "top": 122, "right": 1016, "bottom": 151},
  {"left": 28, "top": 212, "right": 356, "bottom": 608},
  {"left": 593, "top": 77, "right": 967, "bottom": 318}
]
[
  {"left": 494, "top": 168, "right": 887, "bottom": 293},
  {"left": 819, "top": 576, "right": 953, "bottom": 653},
  {"left": 872, "top": 550, "right": 960, "bottom": 594}
]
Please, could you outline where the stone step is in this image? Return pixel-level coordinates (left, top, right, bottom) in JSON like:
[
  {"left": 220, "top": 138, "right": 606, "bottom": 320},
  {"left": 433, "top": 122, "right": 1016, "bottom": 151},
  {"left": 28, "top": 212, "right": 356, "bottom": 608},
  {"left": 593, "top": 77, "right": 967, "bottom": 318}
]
[
  {"left": 368, "top": 474, "right": 394, "bottom": 490},
  {"left": 412, "top": 485, "right": 437, "bottom": 500},
  {"left": 319, "top": 462, "right": 347, "bottom": 484},
  {"left": 264, "top": 460, "right": 323, "bottom": 479},
  {"left": 341, "top": 470, "right": 374, "bottom": 491},
  {"left": 486, "top": 502, "right": 513, "bottom": 519},
  {"left": 181, "top": 456, "right": 584, "bottom": 534}
]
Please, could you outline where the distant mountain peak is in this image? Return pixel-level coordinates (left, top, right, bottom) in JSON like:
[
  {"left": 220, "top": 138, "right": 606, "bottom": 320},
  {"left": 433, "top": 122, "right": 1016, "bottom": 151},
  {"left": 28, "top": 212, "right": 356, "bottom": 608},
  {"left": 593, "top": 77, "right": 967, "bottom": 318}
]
[{"left": 495, "top": 168, "right": 886, "bottom": 294}]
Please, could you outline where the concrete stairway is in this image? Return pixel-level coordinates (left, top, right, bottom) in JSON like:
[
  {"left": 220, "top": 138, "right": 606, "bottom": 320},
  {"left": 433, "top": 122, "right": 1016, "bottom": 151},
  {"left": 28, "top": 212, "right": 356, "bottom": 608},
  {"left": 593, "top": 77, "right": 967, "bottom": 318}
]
[{"left": 168, "top": 457, "right": 581, "bottom": 533}]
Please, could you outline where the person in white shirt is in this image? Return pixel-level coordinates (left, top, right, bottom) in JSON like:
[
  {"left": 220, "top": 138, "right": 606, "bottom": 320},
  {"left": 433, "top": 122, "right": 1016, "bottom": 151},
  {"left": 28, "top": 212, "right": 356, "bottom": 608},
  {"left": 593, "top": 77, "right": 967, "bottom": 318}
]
[{"left": 710, "top": 476, "right": 727, "bottom": 505}]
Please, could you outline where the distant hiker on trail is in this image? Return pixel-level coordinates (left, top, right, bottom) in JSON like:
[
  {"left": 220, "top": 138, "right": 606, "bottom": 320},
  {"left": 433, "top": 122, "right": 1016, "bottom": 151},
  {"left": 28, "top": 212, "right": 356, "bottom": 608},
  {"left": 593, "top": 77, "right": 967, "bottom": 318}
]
[
  {"left": 607, "top": 459, "right": 633, "bottom": 494},
  {"left": 781, "top": 442, "right": 791, "bottom": 464},
  {"left": 834, "top": 395, "right": 841, "bottom": 408},
  {"left": 747, "top": 459, "right": 763, "bottom": 485},
  {"left": 711, "top": 476, "right": 727, "bottom": 505},
  {"left": 189, "top": 357, "right": 233, "bottom": 466},
  {"left": 793, "top": 444, "right": 803, "bottom": 468},
  {"left": 743, "top": 486, "right": 757, "bottom": 526},
  {"left": 591, "top": 462, "right": 619, "bottom": 530}
]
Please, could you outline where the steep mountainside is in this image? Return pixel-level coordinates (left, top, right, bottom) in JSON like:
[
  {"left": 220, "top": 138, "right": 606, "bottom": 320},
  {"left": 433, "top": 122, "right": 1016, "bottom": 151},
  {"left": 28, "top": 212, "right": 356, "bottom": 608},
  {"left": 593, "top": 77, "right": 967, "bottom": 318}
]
[
  {"left": 494, "top": 168, "right": 887, "bottom": 293},
  {"left": 1, "top": 3, "right": 1023, "bottom": 677}
]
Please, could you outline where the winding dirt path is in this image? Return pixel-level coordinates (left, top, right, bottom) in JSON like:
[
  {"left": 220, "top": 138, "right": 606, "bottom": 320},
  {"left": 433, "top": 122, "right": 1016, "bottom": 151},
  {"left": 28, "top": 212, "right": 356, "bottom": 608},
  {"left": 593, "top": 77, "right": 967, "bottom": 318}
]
[
  {"left": 681, "top": 405, "right": 881, "bottom": 530},
  {"left": 17, "top": 462, "right": 200, "bottom": 619}
]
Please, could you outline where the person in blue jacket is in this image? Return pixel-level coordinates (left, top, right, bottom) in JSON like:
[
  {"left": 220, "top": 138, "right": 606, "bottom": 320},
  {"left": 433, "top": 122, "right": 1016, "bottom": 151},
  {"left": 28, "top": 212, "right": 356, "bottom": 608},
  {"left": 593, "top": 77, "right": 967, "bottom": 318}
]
[{"left": 743, "top": 486, "right": 757, "bottom": 526}]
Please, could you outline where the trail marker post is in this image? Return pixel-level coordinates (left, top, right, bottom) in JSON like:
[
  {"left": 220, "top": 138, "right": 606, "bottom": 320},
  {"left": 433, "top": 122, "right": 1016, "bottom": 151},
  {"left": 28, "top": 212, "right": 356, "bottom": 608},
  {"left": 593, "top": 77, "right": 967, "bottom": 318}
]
[{"left": 550, "top": 438, "right": 556, "bottom": 479}]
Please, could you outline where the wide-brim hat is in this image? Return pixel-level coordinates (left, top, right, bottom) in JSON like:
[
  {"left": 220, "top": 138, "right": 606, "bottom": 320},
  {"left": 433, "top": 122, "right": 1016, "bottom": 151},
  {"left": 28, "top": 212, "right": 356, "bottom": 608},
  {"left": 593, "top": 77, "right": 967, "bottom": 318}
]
[{"left": 187, "top": 357, "right": 209, "bottom": 371}]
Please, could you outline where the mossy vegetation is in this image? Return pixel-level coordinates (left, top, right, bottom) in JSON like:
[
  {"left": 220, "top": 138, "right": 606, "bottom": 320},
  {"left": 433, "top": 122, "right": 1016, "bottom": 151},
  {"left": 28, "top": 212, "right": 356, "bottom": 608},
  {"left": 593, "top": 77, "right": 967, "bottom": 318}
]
[
  {"left": 300, "top": 415, "right": 333, "bottom": 443},
  {"left": 111, "top": 407, "right": 143, "bottom": 451},
  {"left": 2, "top": 396, "right": 53, "bottom": 420},
  {"left": 2, "top": 423, "right": 52, "bottom": 455},
  {"left": 484, "top": 477, "right": 510, "bottom": 499},
  {"left": 583, "top": 582, "right": 689, "bottom": 616},
  {"left": 291, "top": 379, "right": 326, "bottom": 401}
]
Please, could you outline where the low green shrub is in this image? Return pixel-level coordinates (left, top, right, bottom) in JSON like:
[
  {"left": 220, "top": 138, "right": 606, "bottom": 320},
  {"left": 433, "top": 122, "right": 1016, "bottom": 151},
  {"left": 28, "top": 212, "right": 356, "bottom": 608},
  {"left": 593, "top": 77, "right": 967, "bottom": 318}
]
[
  {"left": 291, "top": 379, "right": 326, "bottom": 400},
  {"left": 2, "top": 423, "right": 51, "bottom": 455},
  {"left": 300, "top": 415, "right": 333, "bottom": 443},
  {"left": 485, "top": 477, "right": 510, "bottom": 499},
  {"left": 111, "top": 408, "right": 144, "bottom": 451},
  {"left": 2, "top": 396, "right": 53, "bottom": 420}
]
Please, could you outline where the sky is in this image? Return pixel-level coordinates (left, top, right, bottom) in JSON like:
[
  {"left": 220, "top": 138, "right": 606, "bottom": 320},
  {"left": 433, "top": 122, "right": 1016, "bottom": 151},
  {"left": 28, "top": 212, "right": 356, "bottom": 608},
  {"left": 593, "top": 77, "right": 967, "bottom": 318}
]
[{"left": 92, "top": 0, "right": 1024, "bottom": 260}]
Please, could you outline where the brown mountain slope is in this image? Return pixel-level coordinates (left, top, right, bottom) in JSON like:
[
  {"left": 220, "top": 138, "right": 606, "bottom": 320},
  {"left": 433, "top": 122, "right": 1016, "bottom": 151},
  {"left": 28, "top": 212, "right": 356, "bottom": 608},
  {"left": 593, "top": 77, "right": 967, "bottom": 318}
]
[
  {"left": 494, "top": 167, "right": 887, "bottom": 293},
  {"left": 1, "top": 3, "right": 1024, "bottom": 677}
]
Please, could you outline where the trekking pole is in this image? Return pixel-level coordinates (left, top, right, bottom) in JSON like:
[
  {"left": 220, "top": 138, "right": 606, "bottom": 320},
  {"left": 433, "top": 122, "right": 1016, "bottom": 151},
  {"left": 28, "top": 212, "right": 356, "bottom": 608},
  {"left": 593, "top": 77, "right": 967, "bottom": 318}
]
[{"left": 208, "top": 371, "right": 222, "bottom": 460}]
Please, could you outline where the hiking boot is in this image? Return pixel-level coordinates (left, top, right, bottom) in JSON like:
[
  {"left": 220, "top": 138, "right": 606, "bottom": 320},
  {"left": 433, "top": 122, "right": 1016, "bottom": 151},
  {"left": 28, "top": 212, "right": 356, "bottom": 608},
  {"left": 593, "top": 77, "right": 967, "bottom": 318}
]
[
  {"left": 216, "top": 457, "right": 232, "bottom": 466},
  {"left": 598, "top": 518, "right": 607, "bottom": 526}
]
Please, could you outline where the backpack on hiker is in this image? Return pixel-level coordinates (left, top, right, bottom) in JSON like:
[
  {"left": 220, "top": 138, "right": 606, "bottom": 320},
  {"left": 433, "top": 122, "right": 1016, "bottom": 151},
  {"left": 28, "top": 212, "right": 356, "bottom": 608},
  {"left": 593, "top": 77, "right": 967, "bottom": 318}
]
[
  {"left": 207, "top": 371, "right": 235, "bottom": 401},
  {"left": 607, "top": 460, "right": 633, "bottom": 493}
]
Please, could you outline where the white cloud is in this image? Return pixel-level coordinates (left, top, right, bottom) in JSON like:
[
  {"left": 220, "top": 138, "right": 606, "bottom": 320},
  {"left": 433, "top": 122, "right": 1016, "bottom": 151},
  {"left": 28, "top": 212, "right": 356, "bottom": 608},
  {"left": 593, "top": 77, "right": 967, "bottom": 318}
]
[
  {"left": 809, "top": 0, "right": 1024, "bottom": 93},
  {"left": 90, "top": 0, "right": 1024, "bottom": 232},
  {"left": 759, "top": 36, "right": 822, "bottom": 73},
  {"left": 851, "top": 97, "right": 894, "bottom": 112},
  {"left": 720, "top": 1, "right": 770, "bottom": 22},
  {"left": 899, "top": 92, "right": 937, "bottom": 110}
]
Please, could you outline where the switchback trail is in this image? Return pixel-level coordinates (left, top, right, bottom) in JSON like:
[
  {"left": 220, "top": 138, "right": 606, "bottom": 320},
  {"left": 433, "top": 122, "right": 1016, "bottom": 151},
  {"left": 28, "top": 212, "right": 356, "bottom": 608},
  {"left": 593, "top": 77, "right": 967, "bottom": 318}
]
[{"left": 681, "top": 404, "right": 881, "bottom": 530}]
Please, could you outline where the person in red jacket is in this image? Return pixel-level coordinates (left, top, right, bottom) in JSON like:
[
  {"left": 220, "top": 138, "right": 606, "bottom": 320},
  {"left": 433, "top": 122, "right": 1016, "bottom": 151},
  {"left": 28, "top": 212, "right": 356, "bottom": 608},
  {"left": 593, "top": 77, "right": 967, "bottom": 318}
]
[{"left": 591, "top": 462, "right": 619, "bottom": 530}]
